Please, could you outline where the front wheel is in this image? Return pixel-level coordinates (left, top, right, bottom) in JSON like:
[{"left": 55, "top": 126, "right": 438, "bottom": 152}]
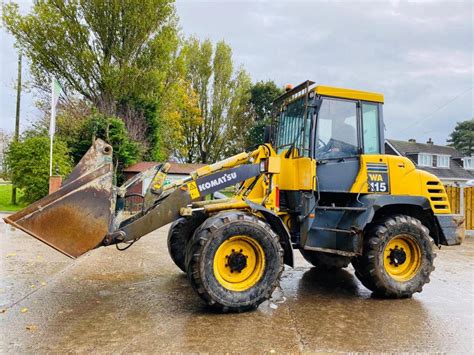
[
  {"left": 352, "top": 214, "right": 435, "bottom": 298},
  {"left": 185, "top": 211, "right": 284, "bottom": 312}
]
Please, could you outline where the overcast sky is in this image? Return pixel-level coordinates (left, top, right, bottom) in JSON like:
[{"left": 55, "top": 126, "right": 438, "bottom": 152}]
[{"left": 1, "top": 0, "right": 472, "bottom": 145}]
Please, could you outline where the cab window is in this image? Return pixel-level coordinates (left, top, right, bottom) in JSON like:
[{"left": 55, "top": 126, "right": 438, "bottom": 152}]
[
  {"left": 362, "top": 103, "right": 380, "bottom": 154},
  {"left": 315, "top": 98, "right": 358, "bottom": 159},
  {"left": 276, "top": 96, "right": 311, "bottom": 156}
]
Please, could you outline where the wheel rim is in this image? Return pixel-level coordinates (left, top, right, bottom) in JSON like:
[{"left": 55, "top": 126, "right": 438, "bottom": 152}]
[
  {"left": 383, "top": 234, "right": 421, "bottom": 281},
  {"left": 213, "top": 235, "right": 265, "bottom": 292}
]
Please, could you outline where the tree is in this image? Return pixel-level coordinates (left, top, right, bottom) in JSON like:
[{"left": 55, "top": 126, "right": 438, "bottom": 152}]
[
  {"left": 250, "top": 81, "right": 283, "bottom": 122},
  {"left": 31, "top": 98, "right": 93, "bottom": 150},
  {"left": 6, "top": 136, "right": 72, "bottom": 203},
  {"left": 225, "top": 69, "right": 253, "bottom": 155},
  {"left": 2, "top": 0, "right": 180, "bottom": 158},
  {"left": 162, "top": 79, "right": 202, "bottom": 163},
  {"left": 20, "top": 107, "right": 139, "bottom": 184},
  {"left": 180, "top": 38, "right": 253, "bottom": 163},
  {"left": 448, "top": 119, "right": 474, "bottom": 156},
  {"left": 246, "top": 81, "right": 283, "bottom": 147},
  {"left": 69, "top": 113, "right": 140, "bottom": 183}
]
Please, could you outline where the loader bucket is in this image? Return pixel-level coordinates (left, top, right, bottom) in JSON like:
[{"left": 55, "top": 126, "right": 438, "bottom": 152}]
[{"left": 3, "top": 139, "right": 115, "bottom": 258}]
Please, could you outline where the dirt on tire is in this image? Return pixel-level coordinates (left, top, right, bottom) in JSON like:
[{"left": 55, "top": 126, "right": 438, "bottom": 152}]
[
  {"left": 185, "top": 210, "right": 284, "bottom": 312},
  {"left": 352, "top": 214, "right": 436, "bottom": 298}
]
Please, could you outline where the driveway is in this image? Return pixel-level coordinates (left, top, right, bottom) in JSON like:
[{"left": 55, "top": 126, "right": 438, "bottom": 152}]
[{"left": 1, "top": 213, "right": 472, "bottom": 353}]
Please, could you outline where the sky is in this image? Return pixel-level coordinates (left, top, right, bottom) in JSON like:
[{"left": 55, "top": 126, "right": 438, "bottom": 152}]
[{"left": 1, "top": 0, "right": 473, "bottom": 146}]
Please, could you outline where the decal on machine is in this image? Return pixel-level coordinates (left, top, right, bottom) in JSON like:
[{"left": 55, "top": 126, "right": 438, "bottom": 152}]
[
  {"left": 198, "top": 172, "right": 237, "bottom": 191},
  {"left": 187, "top": 181, "right": 200, "bottom": 199},
  {"left": 367, "top": 163, "right": 390, "bottom": 193},
  {"left": 195, "top": 164, "right": 261, "bottom": 197}
]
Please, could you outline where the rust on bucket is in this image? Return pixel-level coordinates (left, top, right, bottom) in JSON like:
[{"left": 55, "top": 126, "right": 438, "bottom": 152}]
[{"left": 3, "top": 139, "right": 114, "bottom": 258}]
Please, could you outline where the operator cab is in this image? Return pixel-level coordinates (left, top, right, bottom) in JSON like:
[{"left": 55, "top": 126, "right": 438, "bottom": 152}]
[{"left": 273, "top": 80, "right": 384, "bottom": 193}]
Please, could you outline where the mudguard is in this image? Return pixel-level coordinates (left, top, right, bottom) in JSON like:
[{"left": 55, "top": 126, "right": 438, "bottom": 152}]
[
  {"left": 245, "top": 199, "right": 294, "bottom": 267},
  {"left": 304, "top": 195, "right": 435, "bottom": 256},
  {"left": 337, "top": 194, "right": 433, "bottom": 232}
]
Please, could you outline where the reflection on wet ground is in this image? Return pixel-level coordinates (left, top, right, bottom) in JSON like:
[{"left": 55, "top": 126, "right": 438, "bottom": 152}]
[{"left": 1, "top": 216, "right": 473, "bottom": 353}]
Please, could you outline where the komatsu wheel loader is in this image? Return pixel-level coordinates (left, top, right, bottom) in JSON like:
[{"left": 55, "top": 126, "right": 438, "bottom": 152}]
[{"left": 5, "top": 81, "right": 464, "bottom": 312}]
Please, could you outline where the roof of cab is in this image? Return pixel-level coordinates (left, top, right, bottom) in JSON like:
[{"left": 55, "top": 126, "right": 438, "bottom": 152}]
[{"left": 315, "top": 85, "right": 384, "bottom": 103}]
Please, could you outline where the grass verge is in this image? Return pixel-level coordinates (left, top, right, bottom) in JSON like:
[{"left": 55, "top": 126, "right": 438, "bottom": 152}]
[{"left": 0, "top": 184, "right": 26, "bottom": 212}]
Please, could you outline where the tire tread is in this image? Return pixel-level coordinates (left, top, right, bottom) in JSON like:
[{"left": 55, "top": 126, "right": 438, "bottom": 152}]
[
  {"left": 352, "top": 214, "right": 436, "bottom": 298},
  {"left": 185, "top": 210, "right": 284, "bottom": 312}
]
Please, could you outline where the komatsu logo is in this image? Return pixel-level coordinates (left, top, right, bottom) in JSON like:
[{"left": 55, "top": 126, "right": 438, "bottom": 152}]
[{"left": 198, "top": 172, "right": 237, "bottom": 191}]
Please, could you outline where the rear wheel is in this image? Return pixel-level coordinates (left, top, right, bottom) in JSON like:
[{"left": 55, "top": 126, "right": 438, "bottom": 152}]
[
  {"left": 185, "top": 211, "right": 284, "bottom": 312},
  {"left": 300, "top": 250, "right": 350, "bottom": 270},
  {"left": 352, "top": 214, "right": 435, "bottom": 298}
]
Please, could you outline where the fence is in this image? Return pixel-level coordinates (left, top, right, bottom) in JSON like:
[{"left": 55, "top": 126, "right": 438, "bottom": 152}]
[
  {"left": 465, "top": 187, "right": 473, "bottom": 230},
  {"left": 446, "top": 186, "right": 461, "bottom": 214},
  {"left": 445, "top": 185, "right": 473, "bottom": 230}
]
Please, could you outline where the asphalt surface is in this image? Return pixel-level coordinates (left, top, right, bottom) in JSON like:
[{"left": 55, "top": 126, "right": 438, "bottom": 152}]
[{"left": 1, "top": 212, "right": 473, "bottom": 353}]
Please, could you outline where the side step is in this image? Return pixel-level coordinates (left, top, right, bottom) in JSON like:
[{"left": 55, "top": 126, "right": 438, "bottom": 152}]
[
  {"left": 311, "top": 226, "right": 356, "bottom": 234},
  {"left": 314, "top": 206, "right": 367, "bottom": 212}
]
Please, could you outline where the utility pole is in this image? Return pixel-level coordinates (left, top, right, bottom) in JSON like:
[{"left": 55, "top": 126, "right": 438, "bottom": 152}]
[{"left": 11, "top": 53, "right": 22, "bottom": 205}]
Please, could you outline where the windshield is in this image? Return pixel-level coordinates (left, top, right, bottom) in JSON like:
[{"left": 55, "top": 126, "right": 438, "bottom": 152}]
[
  {"left": 275, "top": 97, "right": 312, "bottom": 156},
  {"left": 315, "top": 98, "right": 358, "bottom": 159}
]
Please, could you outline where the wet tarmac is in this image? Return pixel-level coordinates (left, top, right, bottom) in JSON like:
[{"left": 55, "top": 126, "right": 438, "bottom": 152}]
[{"left": 1, "top": 213, "right": 473, "bottom": 353}]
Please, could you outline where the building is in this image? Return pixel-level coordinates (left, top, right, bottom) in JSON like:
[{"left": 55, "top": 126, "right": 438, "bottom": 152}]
[
  {"left": 385, "top": 138, "right": 474, "bottom": 186},
  {"left": 123, "top": 161, "right": 206, "bottom": 195}
]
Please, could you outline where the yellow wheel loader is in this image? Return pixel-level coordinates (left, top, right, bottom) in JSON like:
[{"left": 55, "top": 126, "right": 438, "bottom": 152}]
[{"left": 5, "top": 81, "right": 464, "bottom": 312}]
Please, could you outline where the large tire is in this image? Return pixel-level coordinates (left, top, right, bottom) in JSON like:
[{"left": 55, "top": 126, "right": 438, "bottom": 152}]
[
  {"left": 300, "top": 250, "right": 350, "bottom": 270},
  {"left": 185, "top": 211, "right": 284, "bottom": 312},
  {"left": 352, "top": 214, "right": 435, "bottom": 298},
  {"left": 167, "top": 215, "right": 206, "bottom": 272}
]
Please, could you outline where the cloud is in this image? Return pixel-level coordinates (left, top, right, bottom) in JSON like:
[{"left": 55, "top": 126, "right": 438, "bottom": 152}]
[
  {"left": 0, "top": 0, "right": 39, "bottom": 134},
  {"left": 1, "top": 0, "right": 472, "bottom": 145},
  {"left": 176, "top": 0, "right": 473, "bottom": 144}
]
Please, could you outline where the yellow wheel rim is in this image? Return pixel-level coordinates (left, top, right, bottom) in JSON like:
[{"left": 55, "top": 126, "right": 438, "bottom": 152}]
[
  {"left": 213, "top": 235, "right": 265, "bottom": 292},
  {"left": 383, "top": 234, "right": 421, "bottom": 282}
]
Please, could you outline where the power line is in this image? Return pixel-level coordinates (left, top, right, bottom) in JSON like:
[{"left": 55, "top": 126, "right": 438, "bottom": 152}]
[{"left": 395, "top": 86, "right": 473, "bottom": 134}]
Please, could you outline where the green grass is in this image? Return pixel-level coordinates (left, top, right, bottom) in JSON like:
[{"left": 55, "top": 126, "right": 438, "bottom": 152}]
[{"left": 0, "top": 184, "right": 26, "bottom": 212}]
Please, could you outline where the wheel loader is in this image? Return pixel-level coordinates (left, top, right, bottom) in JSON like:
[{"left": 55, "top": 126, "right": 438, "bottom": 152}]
[{"left": 4, "top": 80, "right": 464, "bottom": 312}]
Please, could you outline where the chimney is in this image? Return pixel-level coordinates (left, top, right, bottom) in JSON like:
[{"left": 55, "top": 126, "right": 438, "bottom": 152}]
[
  {"left": 408, "top": 138, "right": 416, "bottom": 143},
  {"left": 427, "top": 138, "right": 434, "bottom": 145},
  {"left": 49, "top": 175, "right": 62, "bottom": 194}
]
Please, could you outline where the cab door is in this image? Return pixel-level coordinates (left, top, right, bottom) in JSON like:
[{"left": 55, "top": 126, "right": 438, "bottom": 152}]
[{"left": 314, "top": 98, "right": 361, "bottom": 192}]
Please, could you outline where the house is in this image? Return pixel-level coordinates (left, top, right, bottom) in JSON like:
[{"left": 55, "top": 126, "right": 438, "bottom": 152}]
[
  {"left": 123, "top": 161, "right": 206, "bottom": 195},
  {"left": 385, "top": 138, "right": 474, "bottom": 186}
]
